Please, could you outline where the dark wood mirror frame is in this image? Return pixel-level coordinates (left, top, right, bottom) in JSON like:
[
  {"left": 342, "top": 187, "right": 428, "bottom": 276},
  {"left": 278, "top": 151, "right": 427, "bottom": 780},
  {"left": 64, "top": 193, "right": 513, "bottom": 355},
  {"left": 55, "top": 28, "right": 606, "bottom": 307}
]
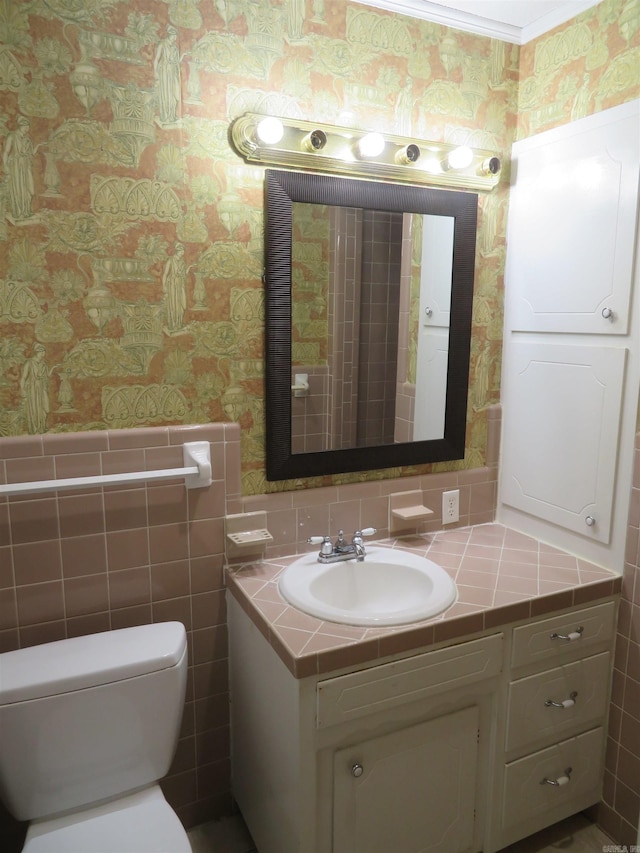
[{"left": 264, "top": 168, "right": 478, "bottom": 481}]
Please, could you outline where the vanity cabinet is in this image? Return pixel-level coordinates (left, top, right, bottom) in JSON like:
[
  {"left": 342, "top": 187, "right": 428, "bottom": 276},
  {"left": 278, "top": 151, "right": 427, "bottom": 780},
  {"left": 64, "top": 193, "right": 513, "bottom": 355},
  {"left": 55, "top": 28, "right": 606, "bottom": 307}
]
[
  {"left": 228, "top": 595, "right": 502, "bottom": 853},
  {"left": 228, "top": 594, "right": 617, "bottom": 853},
  {"left": 487, "top": 600, "right": 616, "bottom": 851}
]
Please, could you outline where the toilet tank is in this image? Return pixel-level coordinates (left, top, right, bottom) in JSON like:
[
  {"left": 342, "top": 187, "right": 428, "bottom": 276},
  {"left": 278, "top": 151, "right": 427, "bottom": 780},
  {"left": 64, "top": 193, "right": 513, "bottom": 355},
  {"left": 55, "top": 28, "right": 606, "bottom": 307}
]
[{"left": 0, "top": 622, "right": 187, "bottom": 822}]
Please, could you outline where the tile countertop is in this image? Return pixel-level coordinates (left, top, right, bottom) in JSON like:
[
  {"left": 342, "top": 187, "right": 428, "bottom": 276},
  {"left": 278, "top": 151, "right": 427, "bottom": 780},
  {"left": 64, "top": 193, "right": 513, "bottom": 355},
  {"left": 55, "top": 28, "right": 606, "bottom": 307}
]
[{"left": 225, "top": 523, "right": 621, "bottom": 679}]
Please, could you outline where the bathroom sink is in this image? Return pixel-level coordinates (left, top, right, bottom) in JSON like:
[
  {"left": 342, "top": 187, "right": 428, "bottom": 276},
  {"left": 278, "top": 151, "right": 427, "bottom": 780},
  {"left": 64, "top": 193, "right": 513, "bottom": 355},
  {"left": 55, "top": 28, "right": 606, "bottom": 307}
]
[{"left": 278, "top": 546, "right": 457, "bottom": 626}]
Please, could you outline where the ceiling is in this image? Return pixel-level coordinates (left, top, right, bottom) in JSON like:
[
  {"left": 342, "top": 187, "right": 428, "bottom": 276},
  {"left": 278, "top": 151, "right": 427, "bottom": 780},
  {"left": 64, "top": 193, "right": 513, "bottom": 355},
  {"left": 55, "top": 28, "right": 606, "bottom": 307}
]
[{"left": 352, "top": 0, "right": 604, "bottom": 43}]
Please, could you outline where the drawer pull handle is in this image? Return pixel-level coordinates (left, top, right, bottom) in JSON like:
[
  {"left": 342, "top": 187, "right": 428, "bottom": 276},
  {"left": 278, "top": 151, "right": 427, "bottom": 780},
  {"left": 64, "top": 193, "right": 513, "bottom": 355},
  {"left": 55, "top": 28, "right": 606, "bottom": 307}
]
[
  {"left": 541, "top": 767, "right": 572, "bottom": 787},
  {"left": 550, "top": 626, "right": 584, "bottom": 641},
  {"left": 545, "top": 691, "right": 578, "bottom": 709},
  {"left": 351, "top": 763, "right": 364, "bottom": 778}
]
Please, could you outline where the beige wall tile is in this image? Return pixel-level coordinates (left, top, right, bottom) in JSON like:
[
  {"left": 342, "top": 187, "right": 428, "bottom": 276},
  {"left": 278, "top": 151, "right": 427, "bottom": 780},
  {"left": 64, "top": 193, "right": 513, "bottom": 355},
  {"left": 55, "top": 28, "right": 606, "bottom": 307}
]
[
  {"left": 61, "top": 533, "right": 107, "bottom": 577},
  {"left": 13, "top": 540, "right": 62, "bottom": 586}
]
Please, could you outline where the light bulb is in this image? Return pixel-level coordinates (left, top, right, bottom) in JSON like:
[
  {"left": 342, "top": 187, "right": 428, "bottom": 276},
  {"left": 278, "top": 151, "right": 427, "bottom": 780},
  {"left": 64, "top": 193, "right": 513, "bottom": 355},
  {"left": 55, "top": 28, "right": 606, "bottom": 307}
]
[
  {"left": 256, "top": 117, "right": 284, "bottom": 145},
  {"left": 447, "top": 146, "right": 473, "bottom": 170},
  {"left": 357, "top": 132, "right": 385, "bottom": 158},
  {"left": 423, "top": 156, "right": 442, "bottom": 174}
]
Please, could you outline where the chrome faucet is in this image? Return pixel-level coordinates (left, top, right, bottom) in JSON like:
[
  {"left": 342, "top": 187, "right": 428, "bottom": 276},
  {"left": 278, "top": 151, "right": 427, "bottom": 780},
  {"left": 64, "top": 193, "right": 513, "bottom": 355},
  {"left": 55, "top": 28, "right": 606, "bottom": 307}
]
[{"left": 308, "top": 528, "right": 376, "bottom": 563}]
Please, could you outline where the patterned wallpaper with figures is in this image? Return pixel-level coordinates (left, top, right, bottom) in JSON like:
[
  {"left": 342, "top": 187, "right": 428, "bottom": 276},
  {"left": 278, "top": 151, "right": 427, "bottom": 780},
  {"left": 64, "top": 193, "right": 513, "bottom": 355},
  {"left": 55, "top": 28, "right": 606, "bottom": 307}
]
[
  {"left": 0, "top": 0, "right": 636, "bottom": 496},
  {"left": 517, "top": 0, "right": 639, "bottom": 138}
]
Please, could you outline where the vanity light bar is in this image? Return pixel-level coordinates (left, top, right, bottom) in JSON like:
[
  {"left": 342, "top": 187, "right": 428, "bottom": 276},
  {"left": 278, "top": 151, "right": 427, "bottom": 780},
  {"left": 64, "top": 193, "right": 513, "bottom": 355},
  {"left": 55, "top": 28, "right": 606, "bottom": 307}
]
[{"left": 230, "top": 113, "right": 502, "bottom": 191}]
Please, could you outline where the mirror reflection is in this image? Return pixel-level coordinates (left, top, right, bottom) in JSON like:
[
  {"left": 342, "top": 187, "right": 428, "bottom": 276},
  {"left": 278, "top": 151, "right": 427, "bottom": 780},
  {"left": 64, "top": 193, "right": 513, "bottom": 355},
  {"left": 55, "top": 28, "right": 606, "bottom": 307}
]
[
  {"left": 265, "top": 169, "right": 478, "bottom": 481},
  {"left": 291, "top": 205, "right": 454, "bottom": 452}
]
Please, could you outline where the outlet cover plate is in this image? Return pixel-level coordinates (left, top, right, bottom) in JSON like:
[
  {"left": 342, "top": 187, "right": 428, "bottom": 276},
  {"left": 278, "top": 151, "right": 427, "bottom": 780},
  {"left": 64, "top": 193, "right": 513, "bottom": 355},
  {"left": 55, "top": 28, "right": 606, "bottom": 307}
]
[{"left": 442, "top": 489, "right": 460, "bottom": 524}]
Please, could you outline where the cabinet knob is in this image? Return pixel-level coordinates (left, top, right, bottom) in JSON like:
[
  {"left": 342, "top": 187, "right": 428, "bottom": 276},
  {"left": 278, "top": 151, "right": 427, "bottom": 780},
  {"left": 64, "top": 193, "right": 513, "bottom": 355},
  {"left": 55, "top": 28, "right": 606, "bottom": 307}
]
[
  {"left": 601, "top": 307, "right": 614, "bottom": 320},
  {"left": 585, "top": 515, "right": 596, "bottom": 527},
  {"left": 424, "top": 307, "right": 433, "bottom": 317},
  {"left": 541, "top": 767, "right": 572, "bottom": 787},
  {"left": 351, "top": 763, "right": 364, "bottom": 778},
  {"left": 550, "top": 626, "right": 584, "bottom": 642},
  {"left": 545, "top": 691, "right": 578, "bottom": 709}
]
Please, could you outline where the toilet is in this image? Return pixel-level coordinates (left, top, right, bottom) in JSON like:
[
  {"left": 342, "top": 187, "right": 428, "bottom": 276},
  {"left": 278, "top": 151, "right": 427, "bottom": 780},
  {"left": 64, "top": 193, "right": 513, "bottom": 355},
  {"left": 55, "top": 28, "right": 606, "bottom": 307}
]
[{"left": 0, "top": 622, "right": 192, "bottom": 852}]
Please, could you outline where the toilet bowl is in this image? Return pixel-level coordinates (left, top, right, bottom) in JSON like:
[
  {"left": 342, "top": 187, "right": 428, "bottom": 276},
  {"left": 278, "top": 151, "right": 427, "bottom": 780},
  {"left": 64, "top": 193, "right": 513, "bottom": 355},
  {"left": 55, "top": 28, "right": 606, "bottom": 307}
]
[{"left": 0, "top": 623, "right": 192, "bottom": 852}]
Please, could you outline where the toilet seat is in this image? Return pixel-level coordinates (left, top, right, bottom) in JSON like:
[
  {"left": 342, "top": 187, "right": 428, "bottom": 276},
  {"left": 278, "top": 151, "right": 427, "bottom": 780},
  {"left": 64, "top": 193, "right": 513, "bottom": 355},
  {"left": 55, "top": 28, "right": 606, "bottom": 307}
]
[{"left": 23, "top": 785, "right": 192, "bottom": 853}]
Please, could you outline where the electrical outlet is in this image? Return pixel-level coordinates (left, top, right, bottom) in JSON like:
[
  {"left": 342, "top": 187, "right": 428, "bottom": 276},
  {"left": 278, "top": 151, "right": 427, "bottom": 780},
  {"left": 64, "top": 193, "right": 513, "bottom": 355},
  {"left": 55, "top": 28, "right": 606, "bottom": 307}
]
[{"left": 442, "top": 489, "right": 460, "bottom": 524}]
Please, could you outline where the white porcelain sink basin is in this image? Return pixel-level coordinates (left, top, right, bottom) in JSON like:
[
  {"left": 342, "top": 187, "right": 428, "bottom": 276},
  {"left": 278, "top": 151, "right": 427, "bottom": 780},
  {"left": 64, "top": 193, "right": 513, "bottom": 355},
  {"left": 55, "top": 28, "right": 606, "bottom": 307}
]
[{"left": 278, "top": 546, "right": 457, "bottom": 626}]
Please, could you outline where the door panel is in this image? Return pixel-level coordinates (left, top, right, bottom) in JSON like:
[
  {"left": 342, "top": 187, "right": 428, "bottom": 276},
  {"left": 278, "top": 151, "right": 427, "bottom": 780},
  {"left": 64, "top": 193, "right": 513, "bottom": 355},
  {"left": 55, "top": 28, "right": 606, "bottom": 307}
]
[
  {"left": 333, "top": 706, "right": 479, "bottom": 853},
  {"left": 507, "top": 111, "right": 639, "bottom": 334},
  {"left": 501, "top": 341, "right": 626, "bottom": 543}
]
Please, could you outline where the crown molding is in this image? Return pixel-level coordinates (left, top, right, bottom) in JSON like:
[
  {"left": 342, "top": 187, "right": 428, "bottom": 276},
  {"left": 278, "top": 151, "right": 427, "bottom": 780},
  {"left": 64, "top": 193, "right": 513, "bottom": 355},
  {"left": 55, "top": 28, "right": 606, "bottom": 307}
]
[
  {"left": 520, "top": 0, "right": 603, "bottom": 42},
  {"left": 351, "top": 0, "right": 603, "bottom": 45}
]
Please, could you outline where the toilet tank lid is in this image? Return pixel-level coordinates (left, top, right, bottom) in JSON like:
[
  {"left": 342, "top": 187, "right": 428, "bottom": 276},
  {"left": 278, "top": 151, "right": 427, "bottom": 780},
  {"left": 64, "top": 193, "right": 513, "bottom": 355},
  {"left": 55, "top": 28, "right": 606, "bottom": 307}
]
[{"left": 0, "top": 622, "right": 187, "bottom": 705}]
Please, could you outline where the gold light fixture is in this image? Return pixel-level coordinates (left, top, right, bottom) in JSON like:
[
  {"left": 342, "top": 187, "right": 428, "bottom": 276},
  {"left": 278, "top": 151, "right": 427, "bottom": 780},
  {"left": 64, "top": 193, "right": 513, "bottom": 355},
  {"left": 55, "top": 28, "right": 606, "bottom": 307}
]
[{"left": 230, "top": 113, "right": 501, "bottom": 191}]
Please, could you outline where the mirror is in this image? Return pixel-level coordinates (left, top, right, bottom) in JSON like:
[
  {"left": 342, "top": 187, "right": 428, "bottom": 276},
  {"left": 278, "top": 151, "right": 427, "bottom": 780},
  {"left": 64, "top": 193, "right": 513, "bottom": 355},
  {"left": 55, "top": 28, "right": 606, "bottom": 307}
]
[{"left": 265, "top": 169, "right": 478, "bottom": 481}]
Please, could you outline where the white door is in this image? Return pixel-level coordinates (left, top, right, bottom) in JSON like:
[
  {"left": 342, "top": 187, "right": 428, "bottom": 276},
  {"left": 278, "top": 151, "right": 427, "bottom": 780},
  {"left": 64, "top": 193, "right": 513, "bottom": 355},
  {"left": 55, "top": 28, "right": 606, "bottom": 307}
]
[
  {"left": 501, "top": 341, "right": 627, "bottom": 544},
  {"left": 507, "top": 108, "right": 639, "bottom": 335},
  {"left": 500, "top": 100, "right": 640, "bottom": 568},
  {"left": 414, "top": 214, "right": 454, "bottom": 440}
]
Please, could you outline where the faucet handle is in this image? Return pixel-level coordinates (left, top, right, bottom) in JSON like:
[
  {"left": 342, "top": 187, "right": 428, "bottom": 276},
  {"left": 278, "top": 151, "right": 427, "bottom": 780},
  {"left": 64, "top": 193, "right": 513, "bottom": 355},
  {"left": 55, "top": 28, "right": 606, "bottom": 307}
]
[
  {"left": 352, "top": 528, "right": 376, "bottom": 545},
  {"left": 308, "top": 535, "right": 334, "bottom": 556}
]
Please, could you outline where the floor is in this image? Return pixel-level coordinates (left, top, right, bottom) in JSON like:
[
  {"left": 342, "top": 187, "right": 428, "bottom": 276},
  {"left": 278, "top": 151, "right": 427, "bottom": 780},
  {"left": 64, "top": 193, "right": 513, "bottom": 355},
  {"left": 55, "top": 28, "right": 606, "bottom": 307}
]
[{"left": 187, "top": 811, "right": 613, "bottom": 853}]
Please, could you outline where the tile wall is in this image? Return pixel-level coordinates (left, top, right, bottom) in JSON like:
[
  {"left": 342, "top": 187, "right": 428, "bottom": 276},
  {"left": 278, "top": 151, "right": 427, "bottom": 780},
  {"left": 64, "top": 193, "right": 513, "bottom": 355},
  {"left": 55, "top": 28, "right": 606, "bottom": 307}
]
[
  {"left": 356, "top": 210, "right": 403, "bottom": 447},
  {"left": 7, "top": 407, "right": 639, "bottom": 849},
  {"left": 328, "top": 205, "right": 363, "bottom": 450},
  {"left": 290, "top": 366, "right": 330, "bottom": 454},
  {"left": 597, "top": 432, "right": 640, "bottom": 845},
  {"left": 0, "top": 423, "right": 241, "bottom": 844}
]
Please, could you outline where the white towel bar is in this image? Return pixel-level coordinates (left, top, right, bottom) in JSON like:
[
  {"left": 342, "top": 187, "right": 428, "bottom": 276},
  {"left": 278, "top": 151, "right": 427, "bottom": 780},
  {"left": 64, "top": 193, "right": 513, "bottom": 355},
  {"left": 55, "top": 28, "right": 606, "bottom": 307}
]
[{"left": 0, "top": 440, "right": 212, "bottom": 497}]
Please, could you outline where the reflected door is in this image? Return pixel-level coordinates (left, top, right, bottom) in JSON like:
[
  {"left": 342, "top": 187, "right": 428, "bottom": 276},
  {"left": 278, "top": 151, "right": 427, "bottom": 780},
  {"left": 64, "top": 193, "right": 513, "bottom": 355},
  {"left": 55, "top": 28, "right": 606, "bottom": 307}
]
[{"left": 414, "top": 215, "right": 454, "bottom": 441}]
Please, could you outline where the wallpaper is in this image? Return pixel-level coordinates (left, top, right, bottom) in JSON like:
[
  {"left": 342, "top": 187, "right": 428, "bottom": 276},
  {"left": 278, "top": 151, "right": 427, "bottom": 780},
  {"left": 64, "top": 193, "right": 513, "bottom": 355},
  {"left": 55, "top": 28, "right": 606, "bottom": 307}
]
[
  {"left": 0, "top": 0, "right": 635, "bottom": 495},
  {"left": 517, "top": 0, "right": 640, "bottom": 138}
]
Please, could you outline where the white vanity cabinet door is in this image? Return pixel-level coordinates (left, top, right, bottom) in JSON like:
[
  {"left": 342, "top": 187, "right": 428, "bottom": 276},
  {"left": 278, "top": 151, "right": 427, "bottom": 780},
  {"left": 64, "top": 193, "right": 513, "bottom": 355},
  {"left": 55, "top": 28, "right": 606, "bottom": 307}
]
[
  {"left": 332, "top": 706, "right": 479, "bottom": 853},
  {"left": 500, "top": 341, "right": 626, "bottom": 543},
  {"left": 506, "top": 106, "right": 639, "bottom": 335}
]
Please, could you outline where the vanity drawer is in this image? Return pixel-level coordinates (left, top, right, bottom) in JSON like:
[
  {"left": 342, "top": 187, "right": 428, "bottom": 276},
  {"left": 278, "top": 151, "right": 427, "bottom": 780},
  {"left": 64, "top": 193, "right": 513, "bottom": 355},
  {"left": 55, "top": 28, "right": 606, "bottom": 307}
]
[
  {"left": 511, "top": 601, "right": 616, "bottom": 669},
  {"left": 505, "top": 652, "right": 611, "bottom": 753},
  {"left": 501, "top": 727, "right": 604, "bottom": 832},
  {"left": 316, "top": 633, "right": 502, "bottom": 729}
]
